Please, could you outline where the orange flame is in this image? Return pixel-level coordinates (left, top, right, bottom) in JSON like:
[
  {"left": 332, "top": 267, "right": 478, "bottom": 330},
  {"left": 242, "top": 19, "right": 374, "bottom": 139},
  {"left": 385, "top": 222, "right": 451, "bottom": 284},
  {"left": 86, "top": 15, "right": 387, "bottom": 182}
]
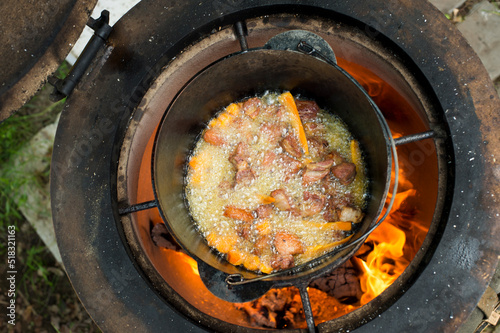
[
  {"left": 355, "top": 216, "right": 409, "bottom": 304},
  {"left": 355, "top": 172, "right": 424, "bottom": 305},
  {"left": 337, "top": 60, "right": 431, "bottom": 308}
]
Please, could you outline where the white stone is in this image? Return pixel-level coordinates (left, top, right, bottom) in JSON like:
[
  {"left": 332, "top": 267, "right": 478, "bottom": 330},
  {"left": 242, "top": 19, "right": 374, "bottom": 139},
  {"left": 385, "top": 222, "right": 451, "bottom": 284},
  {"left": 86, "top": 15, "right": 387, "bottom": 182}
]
[
  {"left": 10, "top": 117, "right": 62, "bottom": 263},
  {"left": 66, "top": 0, "right": 141, "bottom": 64},
  {"left": 428, "top": 0, "right": 466, "bottom": 14},
  {"left": 458, "top": 1, "right": 500, "bottom": 80}
]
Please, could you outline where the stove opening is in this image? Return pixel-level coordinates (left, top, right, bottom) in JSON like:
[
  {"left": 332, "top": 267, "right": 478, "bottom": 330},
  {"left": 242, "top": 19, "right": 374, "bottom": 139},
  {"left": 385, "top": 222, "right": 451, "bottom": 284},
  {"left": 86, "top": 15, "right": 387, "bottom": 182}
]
[{"left": 117, "top": 14, "right": 445, "bottom": 332}]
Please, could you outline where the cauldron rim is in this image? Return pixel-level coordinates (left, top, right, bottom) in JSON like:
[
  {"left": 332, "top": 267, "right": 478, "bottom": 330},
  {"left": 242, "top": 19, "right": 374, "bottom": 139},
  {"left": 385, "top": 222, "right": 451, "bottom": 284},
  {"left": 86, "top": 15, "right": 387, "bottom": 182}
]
[{"left": 152, "top": 48, "right": 394, "bottom": 291}]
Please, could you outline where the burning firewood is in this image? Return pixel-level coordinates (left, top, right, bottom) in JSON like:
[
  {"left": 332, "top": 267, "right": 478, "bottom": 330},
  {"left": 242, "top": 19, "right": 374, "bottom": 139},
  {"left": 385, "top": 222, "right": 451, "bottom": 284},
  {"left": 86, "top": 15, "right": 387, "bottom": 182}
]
[
  {"left": 236, "top": 288, "right": 303, "bottom": 328},
  {"left": 150, "top": 222, "right": 183, "bottom": 252},
  {"left": 309, "top": 259, "right": 362, "bottom": 304}
]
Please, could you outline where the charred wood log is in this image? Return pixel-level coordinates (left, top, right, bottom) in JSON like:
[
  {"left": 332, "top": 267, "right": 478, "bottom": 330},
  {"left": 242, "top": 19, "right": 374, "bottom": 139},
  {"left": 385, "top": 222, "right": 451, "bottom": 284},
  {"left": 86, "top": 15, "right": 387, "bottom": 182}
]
[
  {"left": 309, "top": 259, "right": 362, "bottom": 304},
  {"left": 236, "top": 288, "right": 302, "bottom": 329},
  {"left": 150, "top": 222, "right": 183, "bottom": 252}
]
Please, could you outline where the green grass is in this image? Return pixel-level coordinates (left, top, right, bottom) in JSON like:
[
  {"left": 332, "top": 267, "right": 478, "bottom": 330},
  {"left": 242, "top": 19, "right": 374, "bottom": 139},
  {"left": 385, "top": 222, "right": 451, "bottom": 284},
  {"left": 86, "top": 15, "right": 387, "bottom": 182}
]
[
  {"left": 0, "top": 61, "right": 101, "bottom": 332},
  {"left": 484, "top": 2, "right": 500, "bottom": 16},
  {"left": 0, "top": 78, "right": 62, "bottom": 316},
  {"left": 0, "top": 92, "right": 65, "bottom": 254}
]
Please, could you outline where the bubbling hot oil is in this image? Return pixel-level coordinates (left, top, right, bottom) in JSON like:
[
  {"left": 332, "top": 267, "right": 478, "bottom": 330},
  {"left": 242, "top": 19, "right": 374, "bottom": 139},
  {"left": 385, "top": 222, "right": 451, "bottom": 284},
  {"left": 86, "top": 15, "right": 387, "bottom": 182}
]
[{"left": 185, "top": 92, "right": 368, "bottom": 273}]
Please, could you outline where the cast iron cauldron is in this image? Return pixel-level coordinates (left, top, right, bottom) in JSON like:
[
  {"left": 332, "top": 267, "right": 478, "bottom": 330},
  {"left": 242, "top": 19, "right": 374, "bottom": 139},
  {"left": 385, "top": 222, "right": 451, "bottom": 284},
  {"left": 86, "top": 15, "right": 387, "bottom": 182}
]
[{"left": 152, "top": 43, "right": 396, "bottom": 302}]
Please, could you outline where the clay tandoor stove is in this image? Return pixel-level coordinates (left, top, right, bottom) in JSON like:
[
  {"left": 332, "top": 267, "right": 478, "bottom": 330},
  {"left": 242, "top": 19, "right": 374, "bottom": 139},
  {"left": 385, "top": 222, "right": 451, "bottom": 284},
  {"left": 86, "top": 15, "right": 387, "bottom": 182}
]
[{"left": 1, "top": 0, "right": 499, "bottom": 332}]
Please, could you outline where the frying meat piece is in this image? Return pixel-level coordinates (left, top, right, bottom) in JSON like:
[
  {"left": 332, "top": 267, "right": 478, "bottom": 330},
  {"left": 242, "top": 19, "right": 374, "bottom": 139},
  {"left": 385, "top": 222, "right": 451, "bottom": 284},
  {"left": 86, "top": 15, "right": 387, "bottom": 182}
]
[
  {"left": 302, "top": 159, "right": 333, "bottom": 185},
  {"left": 274, "top": 104, "right": 288, "bottom": 120},
  {"left": 243, "top": 97, "right": 262, "bottom": 119},
  {"left": 224, "top": 206, "right": 255, "bottom": 223},
  {"left": 230, "top": 142, "right": 255, "bottom": 185},
  {"left": 322, "top": 185, "right": 353, "bottom": 221},
  {"left": 325, "top": 187, "right": 353, "bottom": 207},
  {"left": 323, "top": 195, "right": 348, "bottom": 222},
  {"left": 303, "top": 122, "right": 326, "bottom": 137},
  {"left": 253, "top": 235, "right": 272, "bottom": 256},
  {"left": 278, "top": 153, "right": 303, "bottom": 181},
  {"left": 271, "top": 189, "right": 293, "bottom": 211},
  {"left": 256, "top": 205, "right": 274, "bottom": 219},
  {"left": 272, "top": 231, "right": 304, "bottom": 270},
  {"left": 235, "top": 168, "right": 255, "bottom": 186},
  {"left": 232, "top": 117, "right": 254, "bottom": 142},
  {"left": 307, "top": 137, "right": 329, "bottom": 159},
  {"left": 302, "top": 191, "right": 326, "bottom": 217},
  {"left": 323, "top": 200, "right": 339, "bottom": 222},
  {"left": 229, "top": 142, "right": 251, "bottom": 169},
  {"left": 338, "top": 206, "right": 364, "bottom": 223},
  {"left": 217, "top": 180, "right": 233, "bottom": 197},
  {"left": 274, "top": 231, "right": 304, "bottom": 255},
  {"left": 303, "top": 169, "right": 330, "bottom": 185},
  {"left": 238, "top": 223, "right": 252, "bottom": 240},
  {"left": 203, "top": 128, "right": 226, "bottom": 146},
  {"left": 307, "top": 159, "right": 334, "bottom": 171},
  {"left": 260, "top": 122, "right": 284, "bottom": 146},
  {"left": 271, "top": 254, "right": 295, "bottom": 270},
  {"left": 262, "top": 102, "right": 278, "bottom": 115},
  {"left": 295, "top": 100, "right": 320, "bottom": 121},
  {"left": 280, "top": 134, "right": 302, "bottom": 158},
  {"left": 320, "top": 175, "right": 352, "bottom": 201},
  {"left": 270, "top": 189, "right": 301, "bottom": 215},
  {"left": 261, "top": 150, "right": 276, "bottom": 169},
  {"left": 325, "top": 150, "right": 345, "bottom": 166},
  {"left": 332, "top": 162, "right": 357, "bottom": 185}
]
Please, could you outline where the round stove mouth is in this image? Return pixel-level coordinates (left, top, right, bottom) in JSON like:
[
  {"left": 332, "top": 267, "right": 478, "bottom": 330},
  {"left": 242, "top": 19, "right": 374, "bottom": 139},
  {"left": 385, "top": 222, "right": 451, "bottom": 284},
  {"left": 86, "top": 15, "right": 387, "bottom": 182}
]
[
  {"left": 116, "top": 12, "right": 447, "bottom": 331},
  {"left": 151, "top": 46, "right": 396, "bottom": 289},
  {"left": 50, "top": 0, "right": 500, "bottom": 332}
]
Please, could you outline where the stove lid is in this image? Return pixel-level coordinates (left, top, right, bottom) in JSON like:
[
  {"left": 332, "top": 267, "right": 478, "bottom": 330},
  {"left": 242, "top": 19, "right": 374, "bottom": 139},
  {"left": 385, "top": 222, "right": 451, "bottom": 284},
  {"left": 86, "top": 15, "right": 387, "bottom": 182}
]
[{"left": 0, "top": 0, "right": 98, "bottom": 122}]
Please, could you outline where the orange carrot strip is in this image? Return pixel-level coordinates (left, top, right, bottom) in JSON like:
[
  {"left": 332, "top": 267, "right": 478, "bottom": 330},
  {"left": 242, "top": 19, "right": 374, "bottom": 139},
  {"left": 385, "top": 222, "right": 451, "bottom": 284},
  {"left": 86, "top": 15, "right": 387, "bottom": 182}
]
[
  {"left": 322, "top": 221, "right": 352, "bottom": 231},
  {"left": 227, "top": 249, "right": 246, "bottom": 266},
  {"left": 188, "top": 150, "right": 212, "bottom": 184},
  {"left": 206, "top": 233, "right": 237, "bottom": 254},
  {"left": 350, "top": 139, "right": 362, "bottom": 171},
  {"left": 302, "top": 234, "right": 354, "bottom": 258},
  {"left": 226, "top": 102, "right": 242, "bottom": 115},
  {"left": 208, "top": 108, "right": 236, "bottom": 128},
  {"left": 259, "top": 195, "right": 276, "bottom": 204},
  {"left": 217, "top": 113, "right": 233, "bottom": 127},
  {"left": 188, "top": 156, "right": 203, "bottom": 184},
  {"left": 223, "top": 206, "right": 254, "bottom": 223},
  {"left": 260, "top": 263, "right": 274, "bottom": 274},
  {"left": 243, "top": 254, "right": 261, "bottom": 271},
  {"left": 330, "top": 222, "right": 353, "bottom": 231},
  {"left": 279, "top": 92, "right": 309, "bottom": 155},
  {"left": 255, "top": 220, "right": 272, "bottom": 236},
  {"left": 302, "top": 221, "right": 352, "bottom": 232}
]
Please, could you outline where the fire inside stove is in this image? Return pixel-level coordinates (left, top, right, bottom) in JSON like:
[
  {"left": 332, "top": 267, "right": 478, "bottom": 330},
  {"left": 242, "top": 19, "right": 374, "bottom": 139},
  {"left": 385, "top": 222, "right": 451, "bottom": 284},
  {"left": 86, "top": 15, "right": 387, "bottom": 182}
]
[{"left": 129, "top": 59, "right": 438, "bottom": 330}]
